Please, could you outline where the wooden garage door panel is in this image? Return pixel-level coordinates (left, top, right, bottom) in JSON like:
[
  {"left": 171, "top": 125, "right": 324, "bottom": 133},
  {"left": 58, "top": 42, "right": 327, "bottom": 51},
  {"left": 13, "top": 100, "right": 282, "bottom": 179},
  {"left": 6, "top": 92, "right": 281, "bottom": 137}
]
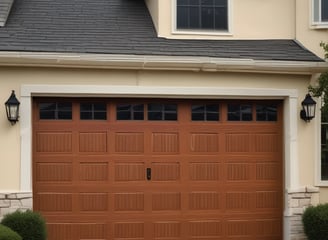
[
  {"left": 47, "top": 223, "right": 107, "bottom": 240},
  {"left": 33, "top": 99, "right": 283, "bottom": 240}
]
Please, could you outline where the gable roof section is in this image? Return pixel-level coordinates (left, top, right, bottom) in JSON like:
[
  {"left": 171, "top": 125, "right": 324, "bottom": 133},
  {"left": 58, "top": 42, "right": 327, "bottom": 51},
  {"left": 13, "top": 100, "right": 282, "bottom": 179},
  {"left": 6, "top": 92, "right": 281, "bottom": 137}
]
[
  {"left": 0, "top": 0, "right": 323, "bottom": 62},
  {"left": 0, "top": 0, "right": 14, "bottom": 27}
]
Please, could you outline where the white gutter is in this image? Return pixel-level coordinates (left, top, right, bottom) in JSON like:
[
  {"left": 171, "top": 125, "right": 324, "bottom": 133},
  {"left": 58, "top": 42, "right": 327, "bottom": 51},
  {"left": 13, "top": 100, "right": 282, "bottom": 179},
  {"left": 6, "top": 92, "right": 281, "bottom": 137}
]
[{"left": 0, "top": 51, "right": 327, "bottom": 74}]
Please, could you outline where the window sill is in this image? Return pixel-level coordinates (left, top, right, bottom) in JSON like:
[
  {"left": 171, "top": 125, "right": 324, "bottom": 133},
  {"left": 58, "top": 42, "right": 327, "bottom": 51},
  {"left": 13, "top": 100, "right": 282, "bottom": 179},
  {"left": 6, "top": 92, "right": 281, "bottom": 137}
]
[
  {"left": 311, "top": 22, "right": 328, "bottom": 29},
  {"left": 172, "top": 30, "right": 233, "bottom": 37},
  {"left": 315, "top": 180, "right": 328, "bottom": 187}
]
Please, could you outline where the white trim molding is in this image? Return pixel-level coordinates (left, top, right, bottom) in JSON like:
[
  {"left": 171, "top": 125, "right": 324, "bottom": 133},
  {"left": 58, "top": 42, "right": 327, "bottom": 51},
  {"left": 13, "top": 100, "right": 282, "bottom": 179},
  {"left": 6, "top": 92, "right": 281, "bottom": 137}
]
[
  {"left": 0, "top": 52, "right": 327, "bottom": 75},
  {"left": 21, "top": 84, "right": 300, "bottom": 239}
]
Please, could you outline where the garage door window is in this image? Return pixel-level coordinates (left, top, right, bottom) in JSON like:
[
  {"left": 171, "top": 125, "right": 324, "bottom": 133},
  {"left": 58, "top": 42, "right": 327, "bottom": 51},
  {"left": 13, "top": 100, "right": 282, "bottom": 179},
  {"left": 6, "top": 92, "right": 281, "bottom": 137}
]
[
  {"left": 39, "top": 102, "right": 72, "bottom": 120},
  {"left": 256, "top": 104, "right": 278, "bottom": 121},
  {"left": 80, "top": 103, "right": 107, "bottom": 120},
  {"left": 191, "top": 104, "right": 219, "bottom": 121},
  {"left": 148, "top": 103, "right": 178, "bottom": 121},
  {"left": 117, "top": 104, "right": 144, "bottom": 120},
  {"left": 227, "top": 104, "right": 252, "bottom": 121}
]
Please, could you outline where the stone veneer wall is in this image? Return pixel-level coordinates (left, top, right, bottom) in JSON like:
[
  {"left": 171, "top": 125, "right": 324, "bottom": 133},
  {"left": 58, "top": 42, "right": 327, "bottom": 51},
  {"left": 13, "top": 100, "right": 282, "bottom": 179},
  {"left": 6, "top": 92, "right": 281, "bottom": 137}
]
[
  {"left": 288, "top": 186, "right": 320, "bottom": 240},
  {"left": 0, "top": 192, "right": 32, "bottom": 220}
]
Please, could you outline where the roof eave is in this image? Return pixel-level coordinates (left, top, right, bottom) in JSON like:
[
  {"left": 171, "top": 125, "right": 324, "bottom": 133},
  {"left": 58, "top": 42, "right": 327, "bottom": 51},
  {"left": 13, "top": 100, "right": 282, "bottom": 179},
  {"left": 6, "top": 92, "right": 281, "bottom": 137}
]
[{"left": 0, "top": 51, "right": 326, "bottom": 75}]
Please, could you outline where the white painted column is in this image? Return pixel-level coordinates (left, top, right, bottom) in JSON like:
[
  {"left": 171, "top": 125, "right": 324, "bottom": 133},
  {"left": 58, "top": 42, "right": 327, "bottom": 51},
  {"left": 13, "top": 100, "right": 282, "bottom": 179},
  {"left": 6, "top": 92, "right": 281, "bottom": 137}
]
[
  {"left": 20, "top": 93, "right": 32, "bottom": 192},
  {"left": 283, "top": 95, "right": 299, "bottom": 240}
]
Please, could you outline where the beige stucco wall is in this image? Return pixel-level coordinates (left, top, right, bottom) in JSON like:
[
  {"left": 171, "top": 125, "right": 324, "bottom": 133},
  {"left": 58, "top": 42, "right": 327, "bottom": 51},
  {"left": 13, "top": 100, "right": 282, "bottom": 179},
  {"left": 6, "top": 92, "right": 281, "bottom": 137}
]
[
  {"left": 296, "top": 0, "right": 328, "bottom": 59},
  {"left": 0, "top": 66, "right": 316, "bottom": 193},
  {"left": 146, "top": 0, "right": 327, "bottom": 60},
  {"left": 145, "top": 0, "right": 159, "bottom": 32},
  {"left": 152, "top": 0, "right": 295, "bottom": 40}
]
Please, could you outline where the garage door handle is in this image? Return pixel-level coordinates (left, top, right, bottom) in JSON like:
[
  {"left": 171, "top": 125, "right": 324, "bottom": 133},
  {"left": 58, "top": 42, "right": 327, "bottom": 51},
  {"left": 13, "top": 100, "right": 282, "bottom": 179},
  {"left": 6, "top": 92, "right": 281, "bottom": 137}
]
[{"left": 146, "top": 168, "right": 151, "bottom": 180}]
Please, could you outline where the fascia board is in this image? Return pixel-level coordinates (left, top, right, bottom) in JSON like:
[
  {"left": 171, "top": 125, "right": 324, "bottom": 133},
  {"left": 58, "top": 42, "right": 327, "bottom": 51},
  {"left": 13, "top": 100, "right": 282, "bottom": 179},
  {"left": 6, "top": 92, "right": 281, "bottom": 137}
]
[{"left": 0, "top": 51, "right": 327, "bottom": 75}]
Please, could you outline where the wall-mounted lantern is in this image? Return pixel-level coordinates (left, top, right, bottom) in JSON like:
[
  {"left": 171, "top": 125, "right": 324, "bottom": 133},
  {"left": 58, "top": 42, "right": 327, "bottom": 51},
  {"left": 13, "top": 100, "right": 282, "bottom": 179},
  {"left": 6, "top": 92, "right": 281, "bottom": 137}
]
[
  {"left": 5, "top": 90, "right": 20, "bottom": 125},
  {"left": 300, "top": 94, "right": 316, "bottom": 122}
]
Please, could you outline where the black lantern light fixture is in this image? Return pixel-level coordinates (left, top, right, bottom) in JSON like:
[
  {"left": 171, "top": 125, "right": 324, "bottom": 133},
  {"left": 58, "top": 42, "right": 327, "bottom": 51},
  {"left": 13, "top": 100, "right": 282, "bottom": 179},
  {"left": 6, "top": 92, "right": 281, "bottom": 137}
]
[
  {"left": 300, "top": 93, "right": 316, "bottom": 122},
  {"left": 5, "top": 90, "right": 20, "bottom": 125}
]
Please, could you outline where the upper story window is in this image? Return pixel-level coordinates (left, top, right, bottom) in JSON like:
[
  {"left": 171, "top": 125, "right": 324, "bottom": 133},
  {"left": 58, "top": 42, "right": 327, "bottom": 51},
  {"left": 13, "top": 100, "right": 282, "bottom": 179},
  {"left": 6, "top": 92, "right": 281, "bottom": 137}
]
[
  {"left": 176, "top": 0, "right": 229, "bottom": 31},
  {"left": 312, "top": 0, "right": 328, "bottom": 27}
]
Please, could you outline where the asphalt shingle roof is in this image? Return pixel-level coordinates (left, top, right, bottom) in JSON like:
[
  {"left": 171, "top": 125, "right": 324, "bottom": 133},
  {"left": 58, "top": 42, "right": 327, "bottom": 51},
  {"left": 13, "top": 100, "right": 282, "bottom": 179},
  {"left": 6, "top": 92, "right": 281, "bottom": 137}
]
[{"left": 0, "top": 0, "right": 323, "bottom": 62}]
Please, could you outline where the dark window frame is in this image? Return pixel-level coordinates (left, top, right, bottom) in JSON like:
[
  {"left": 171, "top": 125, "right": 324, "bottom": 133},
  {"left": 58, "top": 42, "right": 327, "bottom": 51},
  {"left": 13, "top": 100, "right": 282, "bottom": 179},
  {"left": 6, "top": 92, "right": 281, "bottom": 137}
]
[{"left": 176, "top": 0, "right": 229, "bottom": 31}]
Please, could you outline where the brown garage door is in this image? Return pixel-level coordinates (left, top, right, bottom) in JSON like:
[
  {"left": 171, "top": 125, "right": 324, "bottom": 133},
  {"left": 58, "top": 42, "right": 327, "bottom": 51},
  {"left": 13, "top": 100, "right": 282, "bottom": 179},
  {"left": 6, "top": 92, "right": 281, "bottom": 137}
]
[{"left": 33, "top": 98, "right": 283, "bottom": 240}]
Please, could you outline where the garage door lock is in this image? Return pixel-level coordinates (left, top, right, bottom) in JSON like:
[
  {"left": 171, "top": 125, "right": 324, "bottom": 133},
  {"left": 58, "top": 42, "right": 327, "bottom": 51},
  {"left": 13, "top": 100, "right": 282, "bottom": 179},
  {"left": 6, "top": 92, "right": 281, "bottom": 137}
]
[{"left": 146, "top": 168, "right": 151, "bottom": 180}]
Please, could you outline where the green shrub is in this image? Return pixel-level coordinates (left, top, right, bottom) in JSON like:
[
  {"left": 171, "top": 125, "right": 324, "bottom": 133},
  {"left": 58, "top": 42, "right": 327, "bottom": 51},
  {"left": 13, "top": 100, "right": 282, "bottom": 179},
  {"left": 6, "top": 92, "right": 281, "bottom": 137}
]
[
  {"left": 302, "top": 203, "right": 328, "bottom": 240},
  {"left": 0, "top": 224, "right": 22, "bottom": 240},
  {"left": 1, "top": 210, "right": 46, "bottom": 240}
]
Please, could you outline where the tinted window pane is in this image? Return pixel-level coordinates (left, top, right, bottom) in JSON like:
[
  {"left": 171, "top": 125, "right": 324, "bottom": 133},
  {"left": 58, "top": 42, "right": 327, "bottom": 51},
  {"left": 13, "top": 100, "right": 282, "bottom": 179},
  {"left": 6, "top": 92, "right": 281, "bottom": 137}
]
[
  {"left": 58, "top": 103, "right": 72, "bottom": 111},
  {"left": 202, "top": 7, "right": 214, "bottom": 29},
  {"left": 322, "top": 0, "right": 328, "bottom": 21},
  {"left": 202, "top": 0, "right": 214, "bottom": 6},
  {"left": 148, "top": 104, "right": 162, "bottom": 111},
  {"left": 40, "top": 111, "right": 55, "bottom": 119},
  {"left": 192, "top": 105, "right": 205, "bottom": 113},
  {"left": 117, "top": 104, "right": 131, "bottom": 112},
  {"left": 39, "top": 103, "right": 56, "bottom": 111},
  {"left": 206, "top": 104, "right": 218, "bottom": 112},
  {"left": 227, "top": 104, "right": 240, "bottom": 121},
  {"left": 177, "top": 6, "right": 189, "bottom": 28},
  {"left": 215, "top": 0, "right": 227, "bottom": 6},
  {"left": 165, "top": 113, "right": 178, "bottom": 121},
  {"left": 80, "top": 112, "right": 92, "bottom": 120},
  {"left": 190, "top": 6, "right": 200, "bottom": 28},
  {"left": 148, "top": 103, "right": 177, "bottom": 121},
  {"left": 322, "top": 151, "right": 328, "bottom": 180},
  {"left": 192, "top": 113, "right": 204, "bottom": 121},
  {"left": 177, "top": 0, "right": 228, "bottom": 30},
  {"left": 94, "top": 112, "right": 107, "bottom": 120},
  {"left": 133, "top": 112, "right": 144, "bottom": 120},
  {"left": 133, "top": 104, "right": 144, "bottom": 111},
  {"left": 214, "top": 7, "right": 228, "bottom": 29},
  {"left": 58, "top": 111, "right": 72, "bottom": 120},
  {"left": 228, "top": 104, "right": 252, "bottom": 121},
  {"left": 256, "top": 105, "right": 277, "bottom": 121},
  {"left": 94, "top": 103, "right": 107, "bottom": 111},
  {"left": 80, "top": 103, "right": 106, "bottom": 120},
  {"left": 148, "top": 112, "right": 162, "bottom": 120},
  {"left": 192, "top": 104, "right": 219, "bottom": 121},
  {"left": 207, "top": 112, "right": 219, "bottom": 121},
  {"left": 177, "top": 0, "right": 189, "bottom": 5},
  {"left": 40, "top": 102, "right": 72, "bottom": 120},
  {"left": 165, "top": 104, "right": 177, "bottom": 111},
  {"left": 117, "top": 104, "right": 144, "bottom": 120},
  {"left": 80, "top": 103, "right": 92, "bottom": 111},
  {"left": 322, "top": 122, "right": 328, "bottom": 180},
  {"left": 117, "top": 111, "right": 131, "bottom": 120},
  {"left": 241, "top": 105, "right": 252, "bottom": 121}
]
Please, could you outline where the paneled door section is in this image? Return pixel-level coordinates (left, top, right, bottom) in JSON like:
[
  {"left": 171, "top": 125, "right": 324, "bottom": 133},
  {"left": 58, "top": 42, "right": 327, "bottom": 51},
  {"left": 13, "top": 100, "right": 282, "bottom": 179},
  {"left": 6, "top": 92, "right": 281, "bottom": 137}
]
[{"left": 33, "top": 99, "right": 283, "bottom": 240}]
